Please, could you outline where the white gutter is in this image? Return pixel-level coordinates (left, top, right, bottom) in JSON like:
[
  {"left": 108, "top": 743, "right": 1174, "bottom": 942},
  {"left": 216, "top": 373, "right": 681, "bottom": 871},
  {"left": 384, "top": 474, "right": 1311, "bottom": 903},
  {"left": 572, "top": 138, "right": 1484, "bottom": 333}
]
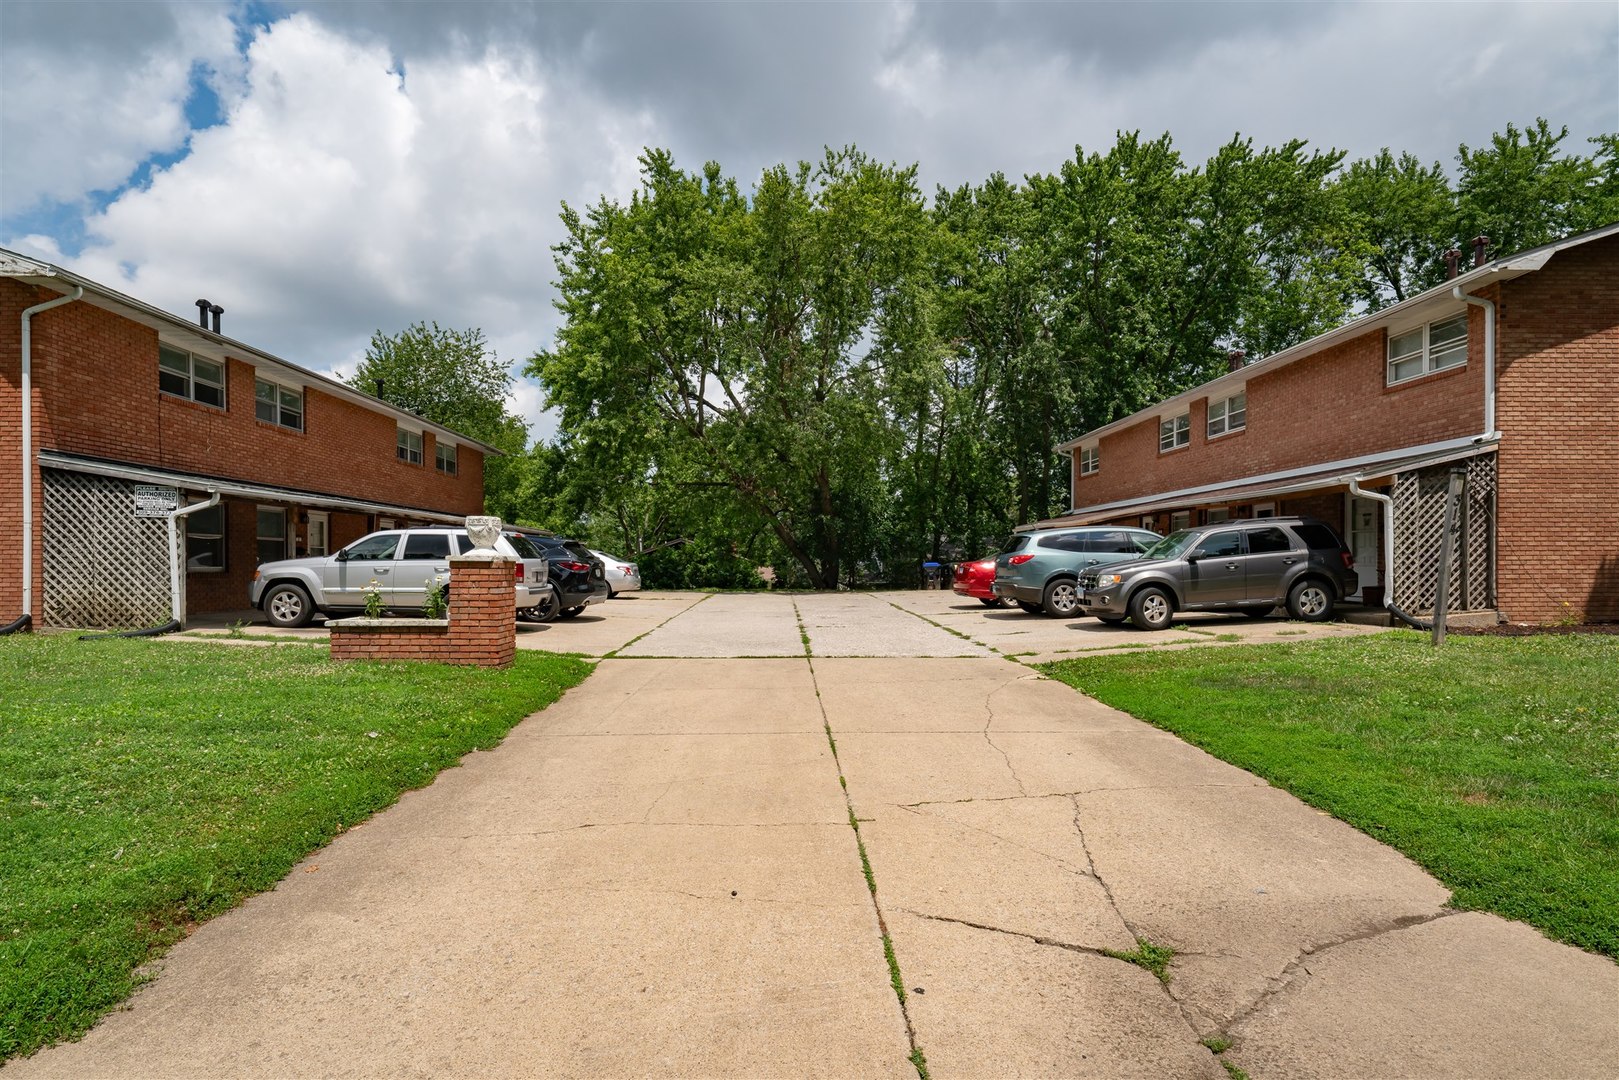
[
  {"left": 19, "top": 286, "right": 83, "bottom": 621},
  {"left": 167, "top": 492, "right": 220, "bottom": 626}
]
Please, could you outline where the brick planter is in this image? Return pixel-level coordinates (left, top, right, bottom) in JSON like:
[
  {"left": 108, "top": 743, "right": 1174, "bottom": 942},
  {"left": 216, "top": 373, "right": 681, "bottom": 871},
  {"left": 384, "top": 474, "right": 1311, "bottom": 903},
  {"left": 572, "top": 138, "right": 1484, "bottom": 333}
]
[{"left": 330, "top": 554, "right": 516, "bottom": 668}]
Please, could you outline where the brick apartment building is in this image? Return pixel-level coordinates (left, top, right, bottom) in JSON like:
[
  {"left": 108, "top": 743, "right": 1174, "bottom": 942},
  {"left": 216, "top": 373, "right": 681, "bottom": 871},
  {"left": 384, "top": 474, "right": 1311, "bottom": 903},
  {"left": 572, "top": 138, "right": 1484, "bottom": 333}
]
[
  {"left": 2, "top": 248, "right": 494, "bottom": 629},
  {"left": 1049, "top": 223, "right": 1619, "bottom": 624}
]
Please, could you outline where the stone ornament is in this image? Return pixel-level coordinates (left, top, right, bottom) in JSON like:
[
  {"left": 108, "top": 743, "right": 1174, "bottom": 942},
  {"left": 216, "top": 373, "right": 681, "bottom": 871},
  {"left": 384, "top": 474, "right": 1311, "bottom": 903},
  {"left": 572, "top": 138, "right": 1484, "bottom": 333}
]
[{"left": 465, "top": 515, "right": 502, "bottom": 550}]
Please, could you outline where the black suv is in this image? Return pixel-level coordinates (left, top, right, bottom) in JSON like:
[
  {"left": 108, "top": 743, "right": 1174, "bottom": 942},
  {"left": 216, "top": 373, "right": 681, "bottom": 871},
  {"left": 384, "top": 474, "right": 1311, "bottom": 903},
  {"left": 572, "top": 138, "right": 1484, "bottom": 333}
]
[
  {"left": 514, "top": 531, "right": 610, "bottom": 621},
  {"left": 1074, "top": 517, "right": 1359, "bottom": 630}
]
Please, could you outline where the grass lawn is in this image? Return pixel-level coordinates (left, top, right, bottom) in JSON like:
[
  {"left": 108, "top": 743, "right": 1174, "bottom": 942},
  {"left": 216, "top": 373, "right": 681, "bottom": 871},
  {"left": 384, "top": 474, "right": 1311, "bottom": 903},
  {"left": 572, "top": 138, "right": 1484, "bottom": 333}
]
[
  {"left": 1042, "top": 631, "right": 1619, "bottom": 960},
  {"left": 0, "top": 636, "right": 592, "bottom": 1060}
]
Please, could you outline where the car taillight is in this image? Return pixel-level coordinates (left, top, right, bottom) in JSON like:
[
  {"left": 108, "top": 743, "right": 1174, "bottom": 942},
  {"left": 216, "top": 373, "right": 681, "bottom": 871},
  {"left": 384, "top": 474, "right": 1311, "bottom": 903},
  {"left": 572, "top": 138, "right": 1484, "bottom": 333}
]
[
  {"left": 556, "top": 560, "right": 590, "bottom": 573},
  {"left": 977, "top": 560, "right": 995, "bottom": 571},
  {"left": 1009, "top": 554, "right": 1035, "bottom": 566},
  {"left": 1341, "top": 552, "right": 1355, "bottom": 569},
  {"left": 515, "top": 563, "right": 525, "bottom": 582}
]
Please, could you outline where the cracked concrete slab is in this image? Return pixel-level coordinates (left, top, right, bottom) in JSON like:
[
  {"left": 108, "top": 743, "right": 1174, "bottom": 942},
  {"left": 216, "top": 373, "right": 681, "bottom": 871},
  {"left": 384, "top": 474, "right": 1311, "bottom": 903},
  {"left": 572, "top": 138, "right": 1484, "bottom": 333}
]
[
  {"left": 887, "top": 910, "right": 1226, "bottom": 1079},
  {"left": 796, "top": 593, "right": 993, "bottom": 656},
  {"left": 863, "top": 799, "right": 1136, "bottom": 950},
  {"left": 1071, "top": 783, "right": 1452, "bottom": 1032},
  {"left": 515, "top": 591, "right": 712, "bottom": 657},
  {"left": 619, "top": 593, "right": 806, "bottom": 657},
  {"left": 1229, "top": 911, "right": 1619, "bottom": 1079}
]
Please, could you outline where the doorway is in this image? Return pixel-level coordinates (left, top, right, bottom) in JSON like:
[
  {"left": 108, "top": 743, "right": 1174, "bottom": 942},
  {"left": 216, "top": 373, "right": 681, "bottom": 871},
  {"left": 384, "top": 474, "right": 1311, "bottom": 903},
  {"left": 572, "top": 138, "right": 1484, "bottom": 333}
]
[{"left": 1347, "top": 495, "right": 1381, "bottom": 597}]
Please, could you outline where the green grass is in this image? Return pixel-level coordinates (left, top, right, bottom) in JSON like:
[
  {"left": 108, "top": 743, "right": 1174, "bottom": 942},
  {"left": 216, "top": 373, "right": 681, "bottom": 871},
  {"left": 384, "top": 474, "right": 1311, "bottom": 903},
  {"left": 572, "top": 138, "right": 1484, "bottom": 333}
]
[
  {"left": 1043, "top": 632, "right": 1619, "bottom": 958},
  {"left": 1101, "top": 937, "right": 1176, "bottom": 983},
  {"left": 0, "top": 636, "right": 593, "bottom": 1060}
]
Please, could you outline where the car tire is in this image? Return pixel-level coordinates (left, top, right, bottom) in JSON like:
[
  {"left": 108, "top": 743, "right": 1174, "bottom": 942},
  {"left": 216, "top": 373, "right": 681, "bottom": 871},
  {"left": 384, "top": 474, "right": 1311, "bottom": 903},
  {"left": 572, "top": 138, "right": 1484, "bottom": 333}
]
[
  {"left": 1240, "top": 605, "right": 1275, "bottom": 619},
  {"left": 264, "top": 583, "right": 315, "bottom": 628},
  {"left": 979, "top": 597, "right": 1010, "bottom": 608},
  {"left": 558, "top": 605, "right": 585, "bottom": 620},
  {"left": 534, "top": 592, "right": 562, "bottom": 623},
  {"left": 1097, "top": 615, "right": 1127, "bottom": 625},
  {"left": 1286, "top": 579, "right": 1335, "bottom": 622},
  {"left": 608, "top": 589, "right": 619, "bottom": 599},
  {"left": 1128, "top": 587, "right": 1174, "bottom": 631},
  {"left": 1042, "top": 578, "right": 1081, "bottom": 618},
  {"left": 1015, "top": 601, "right": 1043, "bottom": 615}
]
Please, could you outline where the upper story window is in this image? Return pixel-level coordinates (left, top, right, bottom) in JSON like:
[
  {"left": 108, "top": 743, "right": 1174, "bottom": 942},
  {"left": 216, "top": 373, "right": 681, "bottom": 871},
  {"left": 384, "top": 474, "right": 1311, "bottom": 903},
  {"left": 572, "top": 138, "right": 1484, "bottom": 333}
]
[
  {"left": 1388, "top": 314, "right": 1468, "bottom": 385},
  {"left": 1159, "top": 413, "right": 1190, "bottom": 453},
  {"left": 1207, "top": 392, "right": 1246, "bottom": 438},
  {"left": 397, "top": 428, "right": 423, "bottom": 465},
  {"left": 159, "top": 344, "right": 225, "bottom": 408},
  {"left": 1079, "top": 445, "right": 1099, "bottom": 476},
  {"left": 435, "top": 442, "right": 458, "bottom": 476},
  {"left": 255, "top": 375, "right": 304, "bottom": 431}
]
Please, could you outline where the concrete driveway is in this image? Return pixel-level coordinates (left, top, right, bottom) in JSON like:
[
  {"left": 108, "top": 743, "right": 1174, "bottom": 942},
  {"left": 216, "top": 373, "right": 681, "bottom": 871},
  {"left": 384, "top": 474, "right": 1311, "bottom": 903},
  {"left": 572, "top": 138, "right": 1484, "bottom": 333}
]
[{"left": 25, "top": 593, "right": 1617, "bottom": 1078}]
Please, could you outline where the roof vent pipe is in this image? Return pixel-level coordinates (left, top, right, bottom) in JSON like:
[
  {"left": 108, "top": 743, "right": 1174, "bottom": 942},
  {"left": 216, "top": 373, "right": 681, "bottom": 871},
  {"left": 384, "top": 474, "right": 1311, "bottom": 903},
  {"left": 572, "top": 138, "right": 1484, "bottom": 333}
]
[
  {"left": 1227, "top": 349, "right": 1246, "bottom": 373},
  {"left": 209, "top": 304, "right": 222, "bottom": 334},
  {"left": 195, "top": 298, "right": 211, "bottom": 327},
  {"left": 375, "top": 378, "right": 385, "bottom": 399},
  {"left": 1472, "top": 235, "right": 1489, "bottom": 267},
  {"left": 1444, "top": 249, "right": 1462, "bottom": 280}
]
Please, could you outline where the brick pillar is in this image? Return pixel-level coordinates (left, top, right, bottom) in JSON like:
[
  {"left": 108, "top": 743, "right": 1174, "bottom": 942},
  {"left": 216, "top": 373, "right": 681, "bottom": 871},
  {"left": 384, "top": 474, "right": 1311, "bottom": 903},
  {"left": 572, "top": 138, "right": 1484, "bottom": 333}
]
[{"left": 446, "top": 553, "right": 517, "bottom": 668}]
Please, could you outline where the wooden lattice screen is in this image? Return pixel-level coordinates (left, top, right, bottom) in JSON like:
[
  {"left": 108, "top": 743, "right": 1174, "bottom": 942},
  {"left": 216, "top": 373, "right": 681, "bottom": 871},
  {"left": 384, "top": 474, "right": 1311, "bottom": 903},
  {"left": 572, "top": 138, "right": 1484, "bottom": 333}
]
[
  {"left": 42, "top": 470, "right": 172, "bottom": 629},
  {"left": 1391, "top": 453, "right": 1496, "bottom": 615}
]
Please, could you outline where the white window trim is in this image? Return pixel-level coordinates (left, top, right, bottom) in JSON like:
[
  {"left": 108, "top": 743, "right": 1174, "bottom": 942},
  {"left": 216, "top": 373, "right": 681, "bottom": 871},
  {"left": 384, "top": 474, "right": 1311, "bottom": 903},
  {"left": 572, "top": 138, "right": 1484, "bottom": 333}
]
[
  {"left": 185, "top": 500, "right": 227, "bottom": 574},
  {"left": 254, "top": 371, "right": 305, "bottom": 431},
  {"left": 397, "top": 427, "right": 424, "bottom": 465},
  {"left": 1387, "top": 313, "right": 1469, "bottom": 386},
  {"left": 435, "top": 440, "right": 458, "bottom": 475},
  {"left": 1207, "top": 391, "right": 1247, "bottom": 440},
  {"left": 1253, "top": 502, "right": 1276, "bottom": 518},
  {"left": 1159, "top": 413, "right": 1190, "bottom": 454},
  {"left": 159, "top": 343, "right": 226, "bottom": 409},
  {"left": 1078, "top": 444, "right": 1100, "bottom": 476}
]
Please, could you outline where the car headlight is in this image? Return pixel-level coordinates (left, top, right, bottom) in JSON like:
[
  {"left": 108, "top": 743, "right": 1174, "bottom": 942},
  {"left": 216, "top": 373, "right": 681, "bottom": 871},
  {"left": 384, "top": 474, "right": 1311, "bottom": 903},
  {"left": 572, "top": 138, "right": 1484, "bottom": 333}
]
[{"left": 1094, "top": 573, "right": 1123, "bottom": 587}]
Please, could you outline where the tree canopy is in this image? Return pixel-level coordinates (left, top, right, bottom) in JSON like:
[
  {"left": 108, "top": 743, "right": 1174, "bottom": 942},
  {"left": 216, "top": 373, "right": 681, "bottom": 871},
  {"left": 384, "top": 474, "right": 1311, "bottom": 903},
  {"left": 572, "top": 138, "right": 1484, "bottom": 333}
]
[{"left": 515, "top": 118, "right": 1614, "bottom": 587}]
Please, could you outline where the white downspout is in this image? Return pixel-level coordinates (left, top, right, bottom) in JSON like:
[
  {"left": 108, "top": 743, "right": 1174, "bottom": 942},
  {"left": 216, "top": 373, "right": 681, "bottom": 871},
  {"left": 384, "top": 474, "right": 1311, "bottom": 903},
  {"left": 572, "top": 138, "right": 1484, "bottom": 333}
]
[
  {"left": 1348, "top": 478, "right": 1396, "bottom": 613},
  {"left": 1452, "top": 284, "right": 1498, "bottom": 438},
  {"left": 168, "top": 492, "right": 220, "bottom": 626},
  {"left": 20, "top": 286, "right": 83, "bottom": 623}
]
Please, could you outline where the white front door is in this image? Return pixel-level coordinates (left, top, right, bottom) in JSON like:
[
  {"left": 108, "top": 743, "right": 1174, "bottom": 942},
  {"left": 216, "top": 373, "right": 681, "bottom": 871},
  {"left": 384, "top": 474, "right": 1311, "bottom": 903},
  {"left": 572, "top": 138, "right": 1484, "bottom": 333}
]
[
  {"left": 1347, "top": 496, "right": 1380, "bottom": 596},
  {"left": 307, "top": 511, "right": 329, "bottom": 557}
]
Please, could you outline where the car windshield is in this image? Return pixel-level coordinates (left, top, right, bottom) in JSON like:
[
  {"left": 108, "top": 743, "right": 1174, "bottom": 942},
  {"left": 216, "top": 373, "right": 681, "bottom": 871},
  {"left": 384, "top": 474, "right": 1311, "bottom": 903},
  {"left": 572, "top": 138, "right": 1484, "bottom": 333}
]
[{"left": 1141, "top": 530, "right": 1199, "bottom": 560}]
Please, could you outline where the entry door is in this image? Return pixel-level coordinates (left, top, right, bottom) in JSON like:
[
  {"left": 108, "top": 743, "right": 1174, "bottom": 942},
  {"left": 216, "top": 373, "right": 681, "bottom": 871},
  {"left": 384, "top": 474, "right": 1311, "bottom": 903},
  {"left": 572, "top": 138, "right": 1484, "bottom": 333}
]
[
  {"left": 307, "top": 512, "right": 329, "bottom": 557},
  {"left": 1347, "top": 497, "right": 1380, "bottom": 596}
]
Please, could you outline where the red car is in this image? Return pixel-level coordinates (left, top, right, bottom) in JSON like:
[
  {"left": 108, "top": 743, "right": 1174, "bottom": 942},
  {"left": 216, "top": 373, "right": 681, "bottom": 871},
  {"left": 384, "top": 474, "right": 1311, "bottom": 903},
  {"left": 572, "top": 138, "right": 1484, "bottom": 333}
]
[{"left": 953, "top": 557, "right": 1011, "bottom": 607}]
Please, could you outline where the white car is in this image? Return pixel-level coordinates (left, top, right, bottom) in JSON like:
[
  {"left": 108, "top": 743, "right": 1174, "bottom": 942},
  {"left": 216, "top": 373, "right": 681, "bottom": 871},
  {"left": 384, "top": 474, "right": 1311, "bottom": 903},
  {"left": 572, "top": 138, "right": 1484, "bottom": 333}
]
[{"left": 590, "top": 550, "right": 642, "bottom": 596}]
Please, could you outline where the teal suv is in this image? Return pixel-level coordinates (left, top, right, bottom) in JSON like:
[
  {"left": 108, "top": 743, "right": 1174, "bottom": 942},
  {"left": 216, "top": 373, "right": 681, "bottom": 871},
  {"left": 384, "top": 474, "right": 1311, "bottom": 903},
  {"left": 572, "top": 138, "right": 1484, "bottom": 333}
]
[{"left": 992, "top": 526, "right": 1162, "bottom": 618}]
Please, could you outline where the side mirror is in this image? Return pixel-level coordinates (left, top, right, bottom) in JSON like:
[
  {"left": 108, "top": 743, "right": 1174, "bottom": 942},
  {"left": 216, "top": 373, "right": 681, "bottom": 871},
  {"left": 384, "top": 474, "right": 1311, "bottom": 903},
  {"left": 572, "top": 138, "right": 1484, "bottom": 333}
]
[
  {"left": 335, "top": 549, "right": 351, "bottom": 562},
  {"left": 1185, "top": 550, "right": 1201, "bottom": 563}
]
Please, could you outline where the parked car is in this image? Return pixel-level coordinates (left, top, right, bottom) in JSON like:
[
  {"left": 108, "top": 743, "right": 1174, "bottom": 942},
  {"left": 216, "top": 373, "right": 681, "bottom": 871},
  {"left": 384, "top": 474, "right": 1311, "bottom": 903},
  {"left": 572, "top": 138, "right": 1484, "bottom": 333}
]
[
  {"left": 513, "top": 531, "right": 610, "bottom": 621},
  {"left": 993, "top": 526, "right": 1162, "bottom": 618},
  {"left": 251, "top": 525, "right": 551, "bottom": 628},
  {"left": 1075, "top": 516, "right": 1359, "bottom": 630},
  {"left": 590, "top": 550, "right": 642, "bottom": 596},
  {"left": 953, "top": 557, "right": 1010, "bottom": 607}
]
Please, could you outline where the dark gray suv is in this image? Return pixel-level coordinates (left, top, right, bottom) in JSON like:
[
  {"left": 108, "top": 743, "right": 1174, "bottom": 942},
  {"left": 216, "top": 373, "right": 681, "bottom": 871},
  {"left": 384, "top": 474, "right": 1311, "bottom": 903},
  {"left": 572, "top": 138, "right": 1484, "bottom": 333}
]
[{"left": 1074, "top": 517, "right": 1359, "bottom": 631}]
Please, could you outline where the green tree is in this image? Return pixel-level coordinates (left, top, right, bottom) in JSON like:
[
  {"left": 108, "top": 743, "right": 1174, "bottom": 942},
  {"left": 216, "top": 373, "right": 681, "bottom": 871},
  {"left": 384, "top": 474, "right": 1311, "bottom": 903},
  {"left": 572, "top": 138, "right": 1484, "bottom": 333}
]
[
  {"left": 1454, "top": 119, "right": 1605, "bottom": 258},
  {"left": 348, "top": 322, "right": 530, "bottom": 518},
  {"left": 1337, "top": 150, "right": 1456, "bottom": 309}
]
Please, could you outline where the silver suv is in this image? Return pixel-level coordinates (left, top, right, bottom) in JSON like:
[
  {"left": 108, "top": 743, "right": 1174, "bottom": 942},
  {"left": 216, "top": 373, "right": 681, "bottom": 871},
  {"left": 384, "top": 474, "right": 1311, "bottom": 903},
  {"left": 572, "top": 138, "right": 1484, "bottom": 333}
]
[
  {"left": 250, "top": 526, "right": 552, "bottom": 627},
  {"left": 1074, "top": 517, "right": 1359, "bottom": 630}
]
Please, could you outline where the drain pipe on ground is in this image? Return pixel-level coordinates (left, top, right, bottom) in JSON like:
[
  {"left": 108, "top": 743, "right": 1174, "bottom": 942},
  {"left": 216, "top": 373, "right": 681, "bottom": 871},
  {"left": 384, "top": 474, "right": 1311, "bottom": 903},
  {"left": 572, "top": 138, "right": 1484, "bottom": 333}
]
[{"left": 10, "top": 286, "right": 84, "bottom": 635}]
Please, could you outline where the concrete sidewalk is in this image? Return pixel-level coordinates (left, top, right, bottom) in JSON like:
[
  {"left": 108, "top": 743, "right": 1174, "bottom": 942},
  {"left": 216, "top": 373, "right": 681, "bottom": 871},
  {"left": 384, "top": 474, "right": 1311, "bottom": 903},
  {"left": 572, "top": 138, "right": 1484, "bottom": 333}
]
[{"left": 16, "top": 592, "right": 1617, "bottom": 1078}]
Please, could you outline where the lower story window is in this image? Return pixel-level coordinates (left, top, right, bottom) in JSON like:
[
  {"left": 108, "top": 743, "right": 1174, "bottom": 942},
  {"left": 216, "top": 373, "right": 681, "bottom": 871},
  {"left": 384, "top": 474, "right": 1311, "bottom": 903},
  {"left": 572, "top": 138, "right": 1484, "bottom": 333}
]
[
  {"left": 257, "top": 507, "right": 288, "bottom": 566},
  {"left": 185, "top": 503, "right": 226, "bottom": 572}
]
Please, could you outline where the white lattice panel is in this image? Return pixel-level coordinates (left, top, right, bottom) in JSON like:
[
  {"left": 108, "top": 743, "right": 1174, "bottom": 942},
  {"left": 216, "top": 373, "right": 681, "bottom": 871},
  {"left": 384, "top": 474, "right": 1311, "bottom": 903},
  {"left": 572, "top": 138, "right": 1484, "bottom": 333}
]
[{"left": 42, "top": 470, "right": 172, "bottom": 628}]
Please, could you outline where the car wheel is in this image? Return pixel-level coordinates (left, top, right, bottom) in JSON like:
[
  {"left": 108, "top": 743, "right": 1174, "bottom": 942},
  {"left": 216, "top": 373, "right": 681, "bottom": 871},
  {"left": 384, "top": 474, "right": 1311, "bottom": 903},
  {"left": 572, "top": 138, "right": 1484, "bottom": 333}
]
[
  {"left": 1239, "top": 605, "right": 1275, "bottom": 619},
  {"left": 608, "top": 589, "right": 619, "bottom": 599},
  {"left": 1097, "top": 615, "right": 1127, "bottom": 625},
  {"left": 1042, "top": 578, "right": 1081, "bottom": 618},
  {"left": 1287, "top": 579, "right": 1335, "bottom": 622},
  {"left": 978, "top": 597, "right": 1009, "bottom": 608},
  {"left": 534, "top": 592, "right": 562, "bottom": 623},
  {"left": 1015, "top": 601, "right": 1043, "bottom": 615},
  {"left": 557, "top": 605, "right": 585, "bottom": 620},
  {"left": 1128, "top": 587, "right": 1174, "bottom": 631},
  {"left": 264, "top": 583, "right": 315, "bottom": 628}
]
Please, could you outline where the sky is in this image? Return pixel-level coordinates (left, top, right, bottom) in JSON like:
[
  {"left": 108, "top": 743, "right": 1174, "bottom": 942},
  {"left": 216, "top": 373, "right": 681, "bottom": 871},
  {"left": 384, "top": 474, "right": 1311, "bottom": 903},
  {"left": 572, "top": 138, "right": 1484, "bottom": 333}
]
[{"left": 3, "top": 0, "right": 1615, "bottom": 445}]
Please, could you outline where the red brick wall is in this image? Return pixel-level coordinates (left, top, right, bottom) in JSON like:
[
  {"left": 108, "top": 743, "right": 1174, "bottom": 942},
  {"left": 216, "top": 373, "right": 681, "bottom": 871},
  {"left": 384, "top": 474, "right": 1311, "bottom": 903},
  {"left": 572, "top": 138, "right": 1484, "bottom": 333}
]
[
  {"left": 0, "top": 280, "right": 489, "bottom": 622},
  {"left": 1071, "top": 305, "right": 1488, "bottom": 508},
  {"left": 1495, "top": 236, "right": 1619, "bottom": 622},
  {"left": 330, "top": 557, "right": 515, "bottom": 667}
]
